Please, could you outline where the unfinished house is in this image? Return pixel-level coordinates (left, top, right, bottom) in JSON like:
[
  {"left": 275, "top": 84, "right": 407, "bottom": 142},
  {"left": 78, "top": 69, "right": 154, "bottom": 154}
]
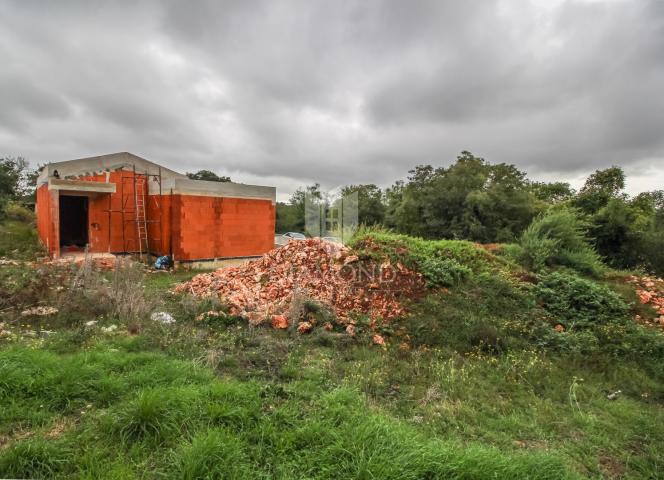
[{"left": 35, "top": 152, "right": 276, "bottom": 265}]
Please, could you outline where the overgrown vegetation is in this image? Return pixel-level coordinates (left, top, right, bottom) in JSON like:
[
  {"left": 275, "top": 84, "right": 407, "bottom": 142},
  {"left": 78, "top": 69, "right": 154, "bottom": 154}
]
[
  {"left": 535, "top": 272, "right": 630, "bottom": 331},
  {"left": 510, "top": 207, "right": 604, "bottom": 276},
  {"left": 2, "top": 213, "right": 664, "bottom": 478},
  {"left": 277, "top": 152, "right": 664, "bottom": 275},
  {"left": 350, "top": 229, "right": 498, "bottom": 279}
]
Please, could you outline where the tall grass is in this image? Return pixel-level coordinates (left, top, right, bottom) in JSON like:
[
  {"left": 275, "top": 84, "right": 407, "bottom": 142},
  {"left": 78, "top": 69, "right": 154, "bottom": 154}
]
[
  {"left": 0, "top": 344, "right": 582, "bottom": 479},
  {"left": 173, "top": 428, "right": 252, "bottom": 479}
]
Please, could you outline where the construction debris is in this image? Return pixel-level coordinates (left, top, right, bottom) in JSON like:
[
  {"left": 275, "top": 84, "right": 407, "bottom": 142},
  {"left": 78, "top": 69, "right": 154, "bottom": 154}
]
[
  {"left": 151, "top": 311, "right": 176, "bottom": 324},
  {"left": 46, "top": 253, "right": 118, "bottom": 270},
  {"left": 175, "top": 239, "right": 426, "bottom": 332},
  {"left": 372, "top": 334, "right": 386, "bottom": 346},
  {"left": 627, "top": 275, "right": 664, "bottom": 327},
  {"left": 21, "top": 306, "right": 58, "bottom": 316},
  {"left": 297, "top": 321, "right": 313, "bottom": 334},
  {"left": 271, "top": 314, "right": 289, "bottom": 329}
]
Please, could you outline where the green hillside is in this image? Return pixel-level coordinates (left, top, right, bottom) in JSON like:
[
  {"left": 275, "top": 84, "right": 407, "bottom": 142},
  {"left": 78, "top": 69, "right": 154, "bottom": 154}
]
[{"left": 1, "top": 220, "right": 664, "bottom": 479}]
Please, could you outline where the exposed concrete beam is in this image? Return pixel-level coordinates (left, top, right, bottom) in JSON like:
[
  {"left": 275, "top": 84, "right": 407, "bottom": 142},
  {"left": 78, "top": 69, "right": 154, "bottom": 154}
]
[{"left": 48, "top": 178, "right": 116, "bottom": 193}]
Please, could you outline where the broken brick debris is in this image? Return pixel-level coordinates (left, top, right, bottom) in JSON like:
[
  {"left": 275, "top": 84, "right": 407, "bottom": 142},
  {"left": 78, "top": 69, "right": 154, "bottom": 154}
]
[
  {"left": 627, "top": 275, "right": 664, "bottom": 327},
  {"left": 372, "top": 334, "right": 386, "bottom": 346},
  {"left": 271, "top": 314, "right": 289, "bottom": 329},
  {"left": 297, "top": 321, "right": 313, "bottom": 334},
  {"left": 175, "top": 239, "right": 426, "bottom": 331}
]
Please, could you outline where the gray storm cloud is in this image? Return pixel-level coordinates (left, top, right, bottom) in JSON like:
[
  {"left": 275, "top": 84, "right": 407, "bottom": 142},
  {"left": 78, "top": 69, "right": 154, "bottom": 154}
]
[{"left": 0, "top": 0, "right": 662, "bottom": 198}]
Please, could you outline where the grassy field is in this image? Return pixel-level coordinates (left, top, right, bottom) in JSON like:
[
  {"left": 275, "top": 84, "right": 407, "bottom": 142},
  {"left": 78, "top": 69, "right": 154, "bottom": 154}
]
[{"left": 1, "top": 221, "right": 663, "bottom": 478}]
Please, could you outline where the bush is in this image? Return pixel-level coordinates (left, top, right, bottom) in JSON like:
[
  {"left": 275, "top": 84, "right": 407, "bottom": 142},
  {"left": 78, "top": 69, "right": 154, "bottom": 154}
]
[
  {"left": 349, "top": 230, "right": 495, "bottom": 287},
  {"left": 0, "top": 219, "right": 43, "bottom": 260},
  {"left": 419, "top": 256, "right": 471, "bottom": 287},
  {"left": 535, "top": 272, "right": 629, "bottom": 331},
  {"left": 518, "top": 208, "right": 604, "bottom": 276},
  {"left": 3, "top": 202, "right": 34, "bottom": 222}
]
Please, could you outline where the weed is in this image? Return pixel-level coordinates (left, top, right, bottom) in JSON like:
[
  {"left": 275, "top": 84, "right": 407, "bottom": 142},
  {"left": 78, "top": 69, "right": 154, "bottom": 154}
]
[
  {"left": 173, "top": 428, "right": 253, "bottom": 479},
  {"left": 106, "top": 388, "right": 188, "bottom": 444},
  {"left": 568, "top": 376, "right": 583, "bottom": 413},
  {"left": 0, "top": 438, "right": 72, "bottom": 478},
  {"left": 3, "top": 220, "right": 664, "bottom": 479}
]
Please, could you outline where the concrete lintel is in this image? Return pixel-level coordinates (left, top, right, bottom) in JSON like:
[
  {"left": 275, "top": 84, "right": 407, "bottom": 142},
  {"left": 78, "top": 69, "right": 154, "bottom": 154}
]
[
  {"left": 160, "top": 178, "right": 276, "bottom": 203},
  {"left": 48, "top": 178, "right": 116, "bottom": 194}
]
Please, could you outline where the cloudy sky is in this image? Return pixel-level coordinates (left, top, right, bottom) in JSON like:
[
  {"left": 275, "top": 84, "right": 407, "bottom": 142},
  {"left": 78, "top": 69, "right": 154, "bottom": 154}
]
[{"left": 1, "top": 0, "right": 663, "bottom": 200}]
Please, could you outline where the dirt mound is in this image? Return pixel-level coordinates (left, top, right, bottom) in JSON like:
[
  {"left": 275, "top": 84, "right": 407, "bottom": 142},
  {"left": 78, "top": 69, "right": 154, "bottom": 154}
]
[{"left": 175, "top": 239, "right": 426, "bottom": 330}]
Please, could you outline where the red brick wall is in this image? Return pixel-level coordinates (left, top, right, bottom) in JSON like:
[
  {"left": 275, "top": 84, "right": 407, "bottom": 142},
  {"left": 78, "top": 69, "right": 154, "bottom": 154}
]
[
  {"left": 36, "top": 184, "right": 58, "bottom": 256},
  {"left": 218, "top": 197, "right": 275, "bottom": 257},
  {"left": 147, "top": 193, "right": 171, "bottom": 256},
  {"left": 36, "top": 172, "right": 275, "bottom": 260},
  {"left": 172, "top": 195, "right": 275, "bottom": 261},
  {"left": 80, "top": 171, "right": 140, "bottom": 253}
]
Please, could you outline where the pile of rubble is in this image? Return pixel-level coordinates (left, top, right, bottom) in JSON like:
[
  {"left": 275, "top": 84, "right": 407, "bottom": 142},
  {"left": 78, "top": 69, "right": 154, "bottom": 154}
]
[
  {"left": 627, "top": 275, "right": 664, "bottom": 328},
  {"left": 45, "top": 253, "right": 117, "bottom": 270},
  {"left": 175, "top": 239, "right": 426, "bottom": 333}
]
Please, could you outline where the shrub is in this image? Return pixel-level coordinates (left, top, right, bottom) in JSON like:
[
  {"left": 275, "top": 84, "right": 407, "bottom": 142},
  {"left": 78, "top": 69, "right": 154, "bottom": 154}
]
[
  {"left": 518, "top": 208, "right": 604, "bottom": 275},
  {"left": 535, "top": 272, "right": 629, "bottom": 331},
  {"left": 419, "top": 256, "right": 471, "bottom": 287},
  {"left": 349, "top": 229, "right": 492, "bottom": 288},
  {"left": 3, "top": 202, "right": 34, "bottom": 222},
  {"left": 106, "top": 259, "right": 156, "bottom": 321},
  {"left": 49, "top": 257, "right": 156, "bottom": 327},
  {"left": 0, "top": 219, "right": 43, "bottom": 260}
]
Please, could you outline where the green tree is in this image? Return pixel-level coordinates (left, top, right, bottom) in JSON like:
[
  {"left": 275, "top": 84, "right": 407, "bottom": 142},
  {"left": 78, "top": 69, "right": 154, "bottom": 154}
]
[
  {"left": 340, "top": 184, "right": 385, "bottom": 225},
  {"left": 0, "top": 156, "right": 32, "bottom": 198},
  {"left": 638, "top": 191, "right": 664, "bottom": 275},
  {"left": 275, "top": 184, "right": 321, "bottom": 233},
  {"left": 186, "top": 170, "right": 231, "bottom": 182},
  {"left": 384, "top": 180, "right": 404, "bottom": 229},
  {"left": 574, "top": 166, "right": 625, "bottom": 214},
  {"left": 392, "top": 151, "right": 540, "bottom": 242},
  {"left": 530, "top": 181, "right": 575, "bottom": 203},
  {"left": 0, "top": 156, "right": 36, "bottom": 215}
]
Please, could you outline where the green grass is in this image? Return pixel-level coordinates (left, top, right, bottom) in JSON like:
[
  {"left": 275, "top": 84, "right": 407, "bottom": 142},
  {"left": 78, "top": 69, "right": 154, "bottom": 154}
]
[
  {"left": 0, "top": 343, "right": 588, "bottom": 479},
  {"left": 2, "top": 221, "right": 664, "bottom": 478}
]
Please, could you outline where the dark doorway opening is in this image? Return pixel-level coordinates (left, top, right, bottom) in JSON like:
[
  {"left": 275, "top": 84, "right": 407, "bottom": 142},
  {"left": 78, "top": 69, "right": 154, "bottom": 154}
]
[{"left": 59, "top": 195, "right": 89, "bottom": 248}]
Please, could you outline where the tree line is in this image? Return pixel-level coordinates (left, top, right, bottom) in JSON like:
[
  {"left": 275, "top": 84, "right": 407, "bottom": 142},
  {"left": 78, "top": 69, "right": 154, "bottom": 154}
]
[{"left": 277, "top": 151, "right": 664, "bottom": 275}]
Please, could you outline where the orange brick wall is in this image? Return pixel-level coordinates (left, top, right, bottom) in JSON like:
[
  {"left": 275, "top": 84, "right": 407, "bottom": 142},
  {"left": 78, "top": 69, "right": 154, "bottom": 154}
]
[
  {"left": 172, "top": 195, "right": 275, "bottom": 261},
  {"left": 80, "top": 171, "right": 140, "bottom": 253},
  {"left": 36, "top": 184, "right": 58, "bottom": 256},
  {"left": 35, "top": 172, "right": 275, "bottom": 260},
  {"left": 147, "top": 193, "right": 171, "bottom": 256}
]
